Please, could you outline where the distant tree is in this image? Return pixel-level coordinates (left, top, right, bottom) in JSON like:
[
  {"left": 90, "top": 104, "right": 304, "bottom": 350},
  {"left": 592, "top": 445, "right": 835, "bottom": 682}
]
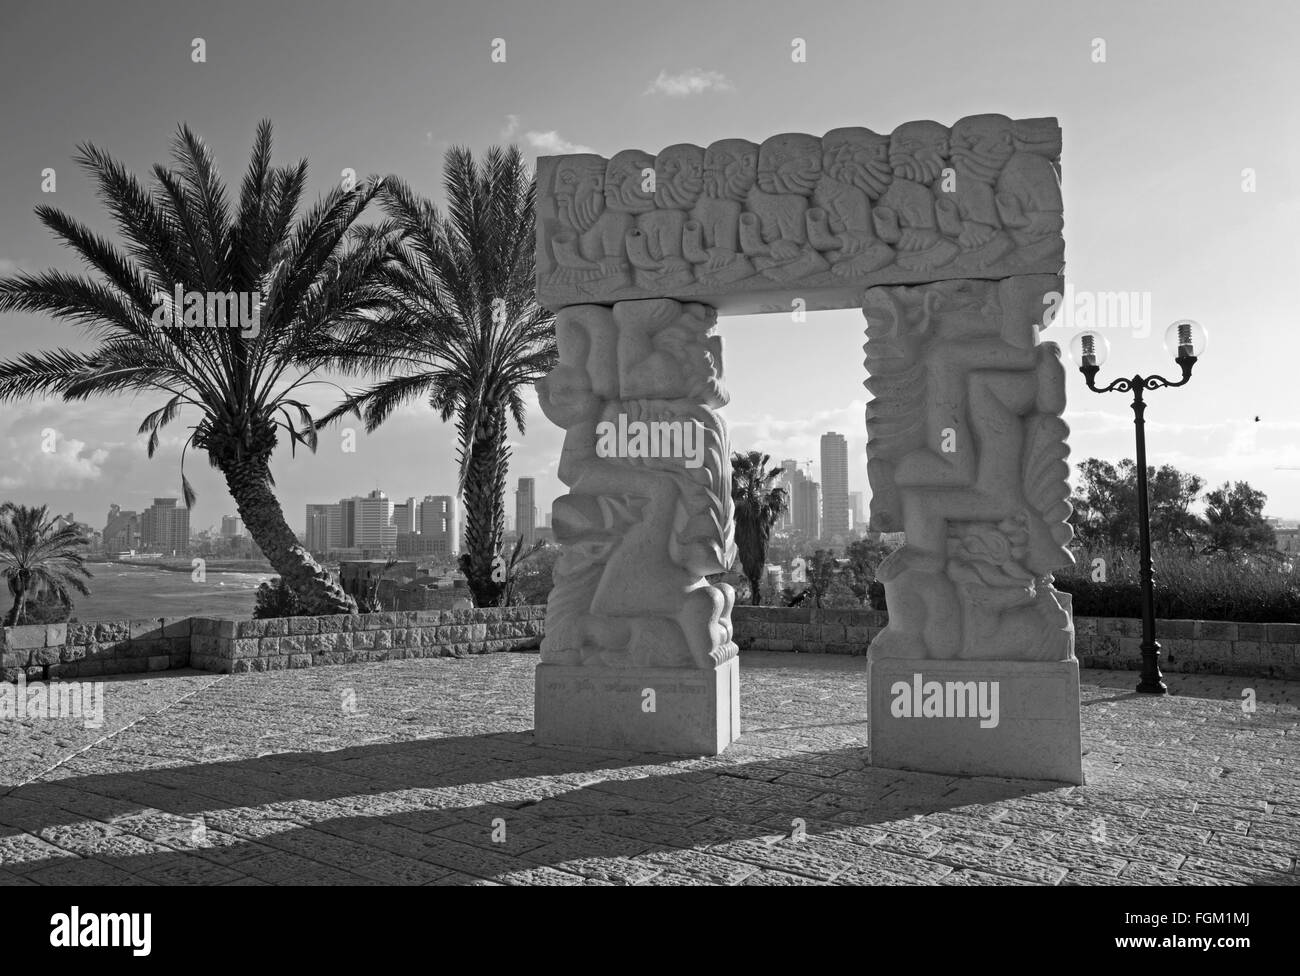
[
  {"left": 803, "top": 549, "right": 840, "bottom": 609},
  {"left": 730, "top": 451, "right": 788, "bottom": 605},
  {"left": 0, "top": 503, "right": 93, "bottom": 626},
  {"left": 499, "top": 536, "right": 546, "bottom": 607},
  {"left": 511, "top": 542, "right": 559, "bottom": 606},
  {"left": 1070, "top": 458, "right": 1205, "bottom": 549},
  {"left": 1203, "top": 481, "right": 1276, "bottom": 555},
  {"left": 843, "top": 536, "right": 896, "bottom": 606}
]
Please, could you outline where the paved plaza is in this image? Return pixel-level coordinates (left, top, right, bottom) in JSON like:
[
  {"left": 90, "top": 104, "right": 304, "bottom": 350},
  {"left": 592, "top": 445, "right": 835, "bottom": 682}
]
[{"left": 0, "top": 652, "right": 1296, "bottom": 886}]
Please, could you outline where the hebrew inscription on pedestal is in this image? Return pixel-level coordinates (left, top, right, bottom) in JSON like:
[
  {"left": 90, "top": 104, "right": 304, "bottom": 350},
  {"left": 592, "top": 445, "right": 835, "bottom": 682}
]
[
  {"left": 536, "top": 115, "right": 1063, "bottom": 315},
  {"left": 532, "top": 299, "right": 740, "bottom": 754}
]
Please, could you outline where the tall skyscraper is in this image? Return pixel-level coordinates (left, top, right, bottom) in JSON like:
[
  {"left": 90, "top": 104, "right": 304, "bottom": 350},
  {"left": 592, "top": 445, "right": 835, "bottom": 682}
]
[
  {"left": 305, "top": 503, "right": 342, "bottom": 551},
  {"left": 345, "top": 490, "right": 395, "bottom": 551},
  {"left": 140, "top": 498, "right": 190, "bottom": 553},
  {"left": 391, "top": 497, "right": 415, "bottom": 535},
  {"left": 419, "top": 495, "right": 459, "bottom": 557},
  {"left": 515, "top": 477, "right": 537, "bottom": 546},
  {"left": 782, "top": 463, "right": 821, "bottom": 540},
  {"left": 103, "top": 504, "right": 140, "bottom": 552},
  {"left": 848, "top": 491, "right": 865, "bottom": 532},
  {"left": 220, "top": 515, "right": 244, "bottom": 538},
  {"left": 778, "top": 459, "right": 799, "bottom": 530},
  {"left": 820, "top": 432, "right": 850, "bottom": 542}
]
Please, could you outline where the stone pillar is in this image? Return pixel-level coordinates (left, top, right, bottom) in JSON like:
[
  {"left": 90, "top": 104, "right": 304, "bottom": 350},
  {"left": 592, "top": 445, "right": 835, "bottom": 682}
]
[
  {"left": 863, "top": 275, "right": 1084, "bottom": 783},
  {"left": 533, "top": 298, "right": 740, "bottom": 755}
]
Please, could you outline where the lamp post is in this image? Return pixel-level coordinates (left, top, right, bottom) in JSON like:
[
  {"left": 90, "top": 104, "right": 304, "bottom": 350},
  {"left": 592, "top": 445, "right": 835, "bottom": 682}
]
[{"left": 1071, "top": 321, "right": 1208, "bottom": 695}]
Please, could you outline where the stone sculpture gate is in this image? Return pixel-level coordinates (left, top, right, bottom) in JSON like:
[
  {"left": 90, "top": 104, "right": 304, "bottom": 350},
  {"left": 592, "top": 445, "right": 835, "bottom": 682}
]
[{"left": 532, "top": 114, "right": 1083, "bottom": 783}]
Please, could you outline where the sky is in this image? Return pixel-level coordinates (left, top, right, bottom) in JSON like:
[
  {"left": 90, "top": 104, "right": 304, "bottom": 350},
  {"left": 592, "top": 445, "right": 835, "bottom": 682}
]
[{"left": 1, "top": 0, "right": 1298, "bottom": 536}]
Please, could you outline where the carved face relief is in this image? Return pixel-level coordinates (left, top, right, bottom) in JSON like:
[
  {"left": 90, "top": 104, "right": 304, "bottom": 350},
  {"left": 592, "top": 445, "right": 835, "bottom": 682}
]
[
  {"left": 554, "top": 154, "right": 607, "bottom": 232},
  {"left": 756, "top": 133, "right": 822, "bottom": 196},
  {"left": 604, "top": 149, "right": 656, "bottom": 215},
  {"left": 949, "top": 114, "right": 1014, "bottom": 183},
  {"left": 654, "top": 143, "right": 704, "bottom": 210},
  {"left": 702, "top": 139, "right": 758, "bottom": 202},
  {"left": 822, "top": 127, "right": 893, "bottom": 199},
  {"left": 888, "top": 121, "right": 950, "bottom": 185}
]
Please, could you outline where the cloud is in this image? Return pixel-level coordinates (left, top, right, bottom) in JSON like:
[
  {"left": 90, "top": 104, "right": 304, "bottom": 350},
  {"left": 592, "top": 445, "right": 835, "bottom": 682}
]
[
  {"left": 500, "top": 114, "right": 520, "bottom": 139},
  {"left": 643, "top": 69, "right": 735, "bottom": 97},
  {"left": 0, "top": 259, "right": 20, "bottom": 275},
  {"left": 525, "top": 130, "right": 595, "bottom": 155},
  {"left": 0, "top": 429, "right": 111, "bottom": 490}
]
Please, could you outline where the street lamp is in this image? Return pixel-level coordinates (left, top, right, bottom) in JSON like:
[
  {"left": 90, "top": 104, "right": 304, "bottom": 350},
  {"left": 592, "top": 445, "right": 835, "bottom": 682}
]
[{"left": 1069, "top": 320, "right": 1208, "bottom": 695}]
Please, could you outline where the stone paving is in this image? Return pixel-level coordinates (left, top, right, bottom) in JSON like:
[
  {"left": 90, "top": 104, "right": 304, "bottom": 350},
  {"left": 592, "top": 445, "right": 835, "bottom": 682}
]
[{"left": 0, "top": 652, "right": 1296, "bottom": 886}]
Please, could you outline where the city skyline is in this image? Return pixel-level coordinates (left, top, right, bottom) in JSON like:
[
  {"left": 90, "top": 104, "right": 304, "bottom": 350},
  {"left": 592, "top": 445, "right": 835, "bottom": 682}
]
[{"left": 1, "top": 1, "right": 1297, "bottom": 536}]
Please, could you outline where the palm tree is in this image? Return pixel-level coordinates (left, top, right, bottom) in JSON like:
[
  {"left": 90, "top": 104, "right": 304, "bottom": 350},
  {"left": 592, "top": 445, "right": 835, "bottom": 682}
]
[
  {"left": 0, "top": 504, "right": 93, "bottom": 626},
  {"left": 317, "top": 146, "right": 556, "bottom": 607},
  {"left": 0, "top": 121, "right": 394, "bottom": 614},
  {"left": 731, "top": 451, "right": 788, "bottom": 605}
]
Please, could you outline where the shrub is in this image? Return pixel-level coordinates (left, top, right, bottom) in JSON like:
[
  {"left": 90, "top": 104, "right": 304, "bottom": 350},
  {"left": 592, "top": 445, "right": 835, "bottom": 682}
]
[
  {"left": 253, "top": 577, "right": 306, "bottom": 619},
  {"left": 1054, "top": 548, "right": 1300, "bottom": 622}
]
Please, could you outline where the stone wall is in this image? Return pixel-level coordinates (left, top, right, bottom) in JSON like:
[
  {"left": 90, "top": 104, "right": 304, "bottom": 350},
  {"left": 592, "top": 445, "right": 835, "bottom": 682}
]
[
  {"left": 2, "top": 607, "right": 545, "bottom": 680},
  {"left": 190, "top": 607, "right": 545, "bottom": 674},
  {"left": 7, "top": 607, "right": 1296, "bottom": 682},
  {"left": 1, "top": 619, "right": 191, "bottom": 681},
  {"left": 731, "top": 607, "right": 1300, "bottom": 680}
]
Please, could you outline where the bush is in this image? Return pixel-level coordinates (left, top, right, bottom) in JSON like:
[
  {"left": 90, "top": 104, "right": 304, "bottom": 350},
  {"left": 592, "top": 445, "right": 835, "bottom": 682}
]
[
  {"left": 1054, "top": 548, "right": 1300, "bottom": 622},
  {"left": 253, "top": 577, "right": 305, "bottom": 619}
]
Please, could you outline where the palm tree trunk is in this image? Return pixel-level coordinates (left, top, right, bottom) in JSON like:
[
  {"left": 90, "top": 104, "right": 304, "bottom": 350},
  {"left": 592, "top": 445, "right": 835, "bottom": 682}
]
[
  {"left": 459, "top": 409, "right": 508, "bottom": 607},
  {"left": 6, "top": 591, "right": 26, "bottom": 627},
  {"left": 219, "top": 453, "right": 356, "bottom": 615}
]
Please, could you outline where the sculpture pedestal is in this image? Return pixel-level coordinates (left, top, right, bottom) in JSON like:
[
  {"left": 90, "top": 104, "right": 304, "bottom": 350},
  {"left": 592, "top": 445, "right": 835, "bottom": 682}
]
[
  {"left": 868, "top": 657, "right": 1084, "bottom": 784},
  {"left": 534, "top": 658, "right": 740, "bottom": 756}
]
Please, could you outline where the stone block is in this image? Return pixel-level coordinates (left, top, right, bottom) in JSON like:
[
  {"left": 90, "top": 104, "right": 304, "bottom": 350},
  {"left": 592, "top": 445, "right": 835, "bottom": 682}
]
[
  {"left": 1266, "top": 623, "right": 1300, "bottom": 643},
  {"left": 260, "top": 637, "right": 282, "bottom": 655},
  {"left": 44, "top": 623, "right": 67, "bottom": 647},
  {"left": 287, "top": 615, "right": 320, "bottom": 635},
  {"left": 147, "top": 655, "right": 171, "bottom": 672},
  {"left": 351, "top": 631, "right": 375, "bottom": 650},
  {"left": 1197, "top": 620, "right": 1237, "bottom": 642},
  {"left": 868, "top": 657, "right": 1083, "bottom": 784},
  {"left": 4, "top": 625, "right": 46, "bottom": 650},
  {"left": 129, "top": 619, "right": 165, "bottom": 640},
  {"left": 161, "top": 617, "right": 191, "bottom": 638},
  {"left": 534, "top": 658, "right": 740, "bottom": 756}
]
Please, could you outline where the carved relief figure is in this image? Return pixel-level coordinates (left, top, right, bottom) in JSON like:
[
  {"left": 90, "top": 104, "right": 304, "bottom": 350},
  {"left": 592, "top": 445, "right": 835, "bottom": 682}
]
[
  {"left": 744, "top": 133, "right": 831, "bottom": 282},
  {"left": 940, "top": 114, "right": 1017, "bottom": 272},
  {"left": 810, "top": 126, "right": 896, "bottom": 277},
  {"left": 998, "top": 118, "right": 1065, "bottom": 268},
  {"left": 874, "top": 121, "right": 959, "bottom": 273},
  {"left": 627, "top": 143, "right": 701, "bottom": 291},
  {"left": 687, "top": 139, "right": 759, "bottom": 285}
]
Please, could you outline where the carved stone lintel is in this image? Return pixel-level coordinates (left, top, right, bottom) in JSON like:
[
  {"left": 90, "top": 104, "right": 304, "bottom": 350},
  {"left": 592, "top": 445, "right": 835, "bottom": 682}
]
[{"left": 535, "top": 116, "right": 1063, "bottom": 314}]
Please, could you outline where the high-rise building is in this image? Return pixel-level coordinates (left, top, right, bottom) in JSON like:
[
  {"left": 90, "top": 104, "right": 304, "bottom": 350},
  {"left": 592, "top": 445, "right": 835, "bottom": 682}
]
[
  {"left": 778, "top": 459, "right": 799, "bottom": 530},
  {"left": 103, "top": 504, "right": 140, "bottom": 552},
  {"left": 343, "top": 490, "right": 395, "bottom": 551},
  {"left": 419, "top": 495, "right": 459, "bottom": 558},
  {"left": 220, "top": 515, "right": 244, "bottom": 538},
  {"left": 140, "top": 498, "right": 190, "bottom": 554},
  {"left": 848, "top": 491, "right": 865, "bottom": 532},
  {"left": 820, "top": 432, "right": 850, "bottom": 542},
  {"left": 305, "top": 503, "right": 342, "bottom": 552},
  {"left": 391, "top": 497, "right": 415, "bottom": 535},
  {"left": 781, "top": 463, "right": 821, "bottom": 540},
  {"left": 515, "top": 478, "right": 537, "bottom": 546}
]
